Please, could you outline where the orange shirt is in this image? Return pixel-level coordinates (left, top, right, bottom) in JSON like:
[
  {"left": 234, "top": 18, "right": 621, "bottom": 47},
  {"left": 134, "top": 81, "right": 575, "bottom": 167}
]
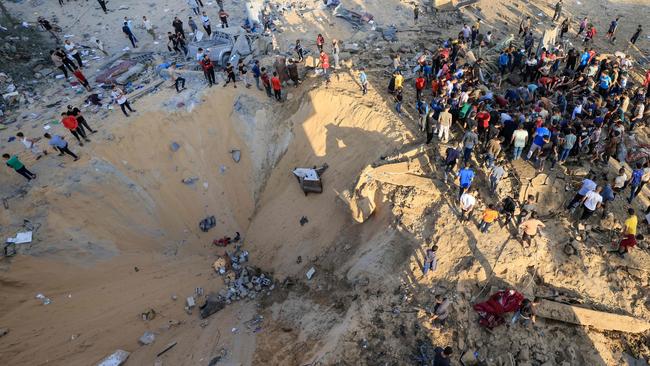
[
  {"left": 482, "top": 209, "right": 499, "bottom": 223},
  {"left": 271, "top": 76, "right": 281, "bottom": 91}
]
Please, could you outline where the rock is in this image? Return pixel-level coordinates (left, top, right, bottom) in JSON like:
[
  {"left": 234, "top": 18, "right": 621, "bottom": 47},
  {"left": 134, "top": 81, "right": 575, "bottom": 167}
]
[
  {"left": 200, "top": 294, "right": 226, "bottom": 319},
  {"left": 96, "top": 349, "right": 130, "bottom": 366},
  {"left": 517, "top": 348, "right": 530, "bottom": 362},
  {"left": 0, "top": 328, "right": 8, "bottom": 337},
  {"left": 138, "top": 331, "right": 155, "bottom": 345},
  {"left": 306, "top": 267, "right": 316, "bottom": 280}
]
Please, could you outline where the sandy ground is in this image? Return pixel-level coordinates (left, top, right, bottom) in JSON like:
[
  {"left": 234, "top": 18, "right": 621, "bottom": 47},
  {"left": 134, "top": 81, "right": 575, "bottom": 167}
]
[{"left": 0, "top": 0, "right": 649, "bottom": 365}]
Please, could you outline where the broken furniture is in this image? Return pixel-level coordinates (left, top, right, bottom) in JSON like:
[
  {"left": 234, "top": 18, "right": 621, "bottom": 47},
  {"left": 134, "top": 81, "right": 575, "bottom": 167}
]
[{"left": 292, "top": 164, "right": 328, "bottom": 195}]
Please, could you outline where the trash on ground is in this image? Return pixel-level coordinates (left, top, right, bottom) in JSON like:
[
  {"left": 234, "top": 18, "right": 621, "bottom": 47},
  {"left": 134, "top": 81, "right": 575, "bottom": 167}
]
[
  {"left": 293, "top": 164, "right": 328, "bottom": 194},
  {"left": 96, "top": 349, "right": 130, "bottom": 366},
  {"left": 306, "top": 267, "right": 316, "bottom": 280},
  {"left": 199, "top": 216, "right": 217, "bottom": 232},
  {"left": 156, "top": 341, "right": 177, "bottom": 357},
  {"left": 138, "top": 331, "right": 155, "bottom": 345},
  {"left": 6, "top": 231, "right": 32, "bottom": 244},
  {"left": 230, "top": 149, "right": 241, "bottom": 163}
]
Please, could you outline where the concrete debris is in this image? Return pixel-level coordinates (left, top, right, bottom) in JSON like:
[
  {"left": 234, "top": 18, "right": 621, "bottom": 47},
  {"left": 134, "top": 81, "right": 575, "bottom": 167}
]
[
  {"left": 186, "top": 296, "right": 196, "bottom": 309},
  {"left": 306, "top": 267, "right": 316, "bottom": 280},
  {"left": 0, "top": 328, "right": 8, "bottom": 337},
  {"left": 141, "top": 308, "right": 156, "bottom": 321},
  {"left": 96, "top": 350, "right": 130, "bottom": 366},
  {"left": 334, "top": 7, "right": 374, "bottom": 29},
  {"left": 138, "top": 331, "right": 155, "bottom": 345},
  {"left": 536, "top": 299, "right": 650, "bottom": 333},
  {"left": 230, "top": 149, "right": 241, "bottom": 163},
  {"left": 380, "top": 26, "right": 398, "bottom": 42}
]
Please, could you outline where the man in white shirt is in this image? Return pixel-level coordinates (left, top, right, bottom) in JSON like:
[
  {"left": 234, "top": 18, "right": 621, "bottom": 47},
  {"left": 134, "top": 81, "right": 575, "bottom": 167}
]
[
  {"left": 613, "top": 168, "right": 628, "bottom": 193},
  {"left": 580, "top": 186, "right": 602, "bottom": 220},
  {"left": 459, "top": 189, "right": 476, "bottom": 223},
  {"left": 143, "top": 16, "right": 156, "bottom": 40},
  {"left": 111, "top": 85, "right": 136, "bottom": 117},
  {"left": 201, "top": 11, "right": 212, "bottom": 37}
]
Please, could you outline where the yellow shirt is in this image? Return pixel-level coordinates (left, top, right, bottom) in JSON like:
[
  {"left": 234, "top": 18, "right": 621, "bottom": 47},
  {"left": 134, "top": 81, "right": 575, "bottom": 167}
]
[
  {"left": 482, "top": 209, "right": 499, "bottom": 223},
  {"left": 624, "top": 215, "right": 638, "bottom": 235},
  {"left": 395, "top": 75, "right": 404, "bottom": 89}
]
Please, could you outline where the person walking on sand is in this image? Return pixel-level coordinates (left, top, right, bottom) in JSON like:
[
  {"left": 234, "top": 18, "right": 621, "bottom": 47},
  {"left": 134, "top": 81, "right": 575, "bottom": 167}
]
[
  {"left": 457, "top": 162, "right": 475, "bottom": 200},
  {"left": 16, "top": 132, "right": 46, "bottom": 160},
  {"left": 413, "top": 4, "right": 419, "bottom": 24},
  {"left": 422, "top": 245, "right": 438, "bottom": 275},
  {"left": 459, "top": 188, "right": 476, "bottom": 224},
  {"left": 579, "top": 186, "right": 603, "bottom": 221},
  {"left": 200, "top": 55, "right": 216, "bottom": 87},
  {"left": 223, "top": 62, "right": 237, "bottom": 88},
  {"left": 51, "top": 50, "right": 71, "bottom": 79},
  {"left": 97, "top": 0, "right": 108, "bottom": 14},
  {"left": 201, "top": 11, "right": 212, "bottom": 38},
  {"left": 44, "top": 133, "right": 79, "bottom": 161},
  {"left": 123, "top": 21, "right": 138, "bottom": 48},
  {"left": 316, "top": 33, "right": 325, "bottom": 53},
  {"left": 552, "top": 0, "right": 562, "bottom": 22},
  {"left": 219, "top": 9, "right": 229, "bottom": 28},
  {"left": 64, "top": 39, "right": 83, "bottom": 69},
  {"left": 111, "top": 85, "right": 136, "bottom": 117},
  {"left": 295, "top": 40, "right": 304, "bottom": 62},
  {"left": 94, "top": 39, "right": 109, "bottom": 56},
  {"left": 61, "top": 112, "right": 90, "bottom": 145},
  {"left": 606, "top": 17, "right": 620, "bottom": 43},
  {"left": 188, "top": 0, "right": 200, "bottom": 16},
  {"left": 261, "top": 67, "right": 273, "bottom": 98},
  {"left": 438, "top": 105, "right": 452, "bottom": 142},
  {"left": 238, "top": 59, "right": 252, "bottom": 88},
  {"left": 359, "top": 67, "right": 368, "bottom": 95},
  {"left": 72, "top": 69, "right": 92, "bottom": 91},
  {"left": 251, "top": 60, "right": 262, "bottom": 91},
  {"left": 394, "top": 87, "right": 403, "bottom": 115},
  {"left": 3, "top": 154, "right": 36, "bottom": 181},
  {"left": 271, "top": 72, "right": 282, "bottom": 101},
  {"left": 576, "top": 17, "right": 588, "bottom": 38},
  {"left": 188, "top": 16, "right": 198, "bottom": 39},
  {"left": 67, "top": 105, "right": 97, "bottom": 134},
  {"left": 172, "top": 17, "right": 185, "bottom": 38},
  {"left": 143, "top": 16, "right": 156, "bottom": 41}
]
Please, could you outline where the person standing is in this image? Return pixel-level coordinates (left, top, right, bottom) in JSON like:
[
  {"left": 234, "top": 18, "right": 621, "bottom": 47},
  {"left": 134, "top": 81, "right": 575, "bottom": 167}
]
[
  {"left": 188, "top": 16, "right": 198, "bottom": 39},
  {"left": 61, "top": 112, "right": 90, "bottom": 145},
  {"left": 438, "top": 105, "right": 452, "bottom": 142},
  {"left": 457, "top": 162, "right": 475, "bottom": 200},
  {"left": 461, "top": 126, "right": 479, "bottom": 163},
  {"left": 51, "top": 50, "right": 71, "bottom": 79},
  {"left": 444, "top": 143, "right": 461, "bottom": 184},
  {"left": 261, "top": 67, "right": 273, "bottom": 97},
  {"left": 415, "top": 72, "right": 425, "bottom": 101},
  {"left": 628, "top": 163, "right": 644, "bottom": 203},
  {"left": 122, "top": 21, "right": 138, "bottom": 48},
  {"left": 630, "top": 25, "right": 642, "bottom": 45},
  {"left": 97, "top": 0, "right": 108, "bottom": 14},
  {"left": 219, "top": 9, "right": 229, "bottom": 28},
  {"left": 111, "top": 85, "right": 136, "bottom": 117},
  {"left": 271, "top": 72, "right": 282, "bottom": 101},
  {"left": 251, "top": 60, "right": 262, "bottom": 91},
  {"left": 359, "top": 67, "right": 368, "bottom": 95},
  {"left": 188, "top": 0, "right": 200, "bottom": 16},
  {"left": 44, "top": 133, "right": 79, "bottom": 161},
  {"left": 559, "top": 128, "right": 576, "bottom": 163},
  {"left": 413, "top": 4, "right": 419, "bottom": 24},
  {"left": 223, "top": 62, "right": 237, "bottom": 88},
  {"left": 67, "top": 105, "right": 96, "bottom": 134},
  {"left": 459, "top": 188, "right": 476, "bottom": 223},
  {"left": 172, "top": 17, "right": 185, "bottom": 38},
  {"left": 295, "top": 40, "right": 304, "bottom": 62},
  {"left": 3, "top": 154, "right": 36, "bottom": 181},
  {"left": 552, "top": 0, "right": 563, "bottom": 22},
  {"left": 422, "top": 246, "right": 438, "bottom": 275},
  {"left": 201, "top": 11, "right": 212, "bottom": 37},
  {"left": 394, "top": 87, "right": 403, "bottom": 115},
  {"left": 143, "top": 16, "right": 156, "bottom": 40},
  {"left": 287, "top": 59, "right": 300, "bottom": 87},
  {"left": 332, "top": 39, "right": 340, "bottom": 69},
  {"left": 576, "top": 17, "right": 588, "bottom": 38},
  {"left": 489, "top": 161, "right": 506, "bottom": 194},
  {"left": 559, "top": 18, "right": 570, "bottom": 39},
  {"left": 316, "top": 33, "right": 325, "bottom": 53},
  {"left": 200, "top": 54, "right": 216, "bottom": 87},
  {"left": 319, "top": 51, "right": 331, "bottom": 85},
  {"left": 606, "top": 17, "right": 620, "bottom": 42},
  {"left": 64, "top": 40, "right": 83, "bottom": 69}
]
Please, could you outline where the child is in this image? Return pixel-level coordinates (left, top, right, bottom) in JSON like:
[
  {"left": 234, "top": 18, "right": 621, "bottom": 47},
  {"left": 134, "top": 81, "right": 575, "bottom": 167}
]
[
  {"left": 479, "top": 204, "right": 499, "bottom": 233},
  {"left": 394, "top": 87, "right": 403, "bottom": 115},
  {"left": 3, "top": 154, "right": 36, "bottom": 181}
]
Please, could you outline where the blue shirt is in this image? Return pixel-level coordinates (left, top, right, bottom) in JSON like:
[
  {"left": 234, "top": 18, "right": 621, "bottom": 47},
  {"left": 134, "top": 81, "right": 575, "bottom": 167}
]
[
  {"left": 251, "top": 64, "right": 261, "bottom": 77},
  {"left": 359, "top": 71, "right": 367, "bottom": 84},
  {"left": 533, "top": 127, "right": 550, "bottom": 146},
  {"left": 423, "top": 65, "right": 432, "bottom": 75},
  {"left": 458, "top": 168, "right": 475, "bottom": 188},
  {"left": 631, "top": 169, "right": 644, "bottom": 186},
  {"left": 579, "top": 52, "right": 590, "bottom": 66},
  {"left": 599, "top": 75, "right": 611, "bottom": 89},
  {"left": 578, "top": 179, "right": 597, "bottom": 195},
  {"left": 48, "top": 135, "right": 67, "bottom": 148},
  {"left": 499, "top": 53, "right": 509, "bottom": 66},
  {"left": 601, "top": 185, "right": 615, "bottom": 201}
]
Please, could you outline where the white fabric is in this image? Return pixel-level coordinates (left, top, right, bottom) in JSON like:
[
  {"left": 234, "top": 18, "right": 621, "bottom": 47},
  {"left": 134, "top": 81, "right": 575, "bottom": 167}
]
[
  {"left": 111, "top": 90, "right": 127, "bottom": 105},
  {"left": 614, "top": 173, "right": 628, "bottom": 188},
  {"left": 293, "top": 168, "right": 319, "bottom": 181},
  {"left": 583, "top": 191, "right": 602, "bottom": 211},
  {"left": 460, "top": 193, "right": 476, "bottom": 211}
]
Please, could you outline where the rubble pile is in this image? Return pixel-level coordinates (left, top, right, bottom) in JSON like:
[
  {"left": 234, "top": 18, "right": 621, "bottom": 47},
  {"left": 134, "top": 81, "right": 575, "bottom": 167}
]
[{"left": 214, "top": 246, "right": 275, "bottom": 304}]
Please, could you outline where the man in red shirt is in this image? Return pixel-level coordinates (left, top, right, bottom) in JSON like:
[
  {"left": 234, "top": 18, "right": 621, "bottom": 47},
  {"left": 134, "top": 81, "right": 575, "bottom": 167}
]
[
  {"left": 199, "top": 55, "right": 216, "bottom": 87},
  {"left": 415, "top": 72, "right": 426, "bottom": 101},
  {"left": 271, "top": 71, "right": 282, "bottom": 102},
  {"left": 260, "top": 67, "right": 272, "bottom": 98},
  {"left": 476, "top": 109, "right": 490, "bottom": 144},
  {"left": 61, "top": 112, "right": 89, "bottom": 146},
  {"left": 613, "top": 234, "right": 643, "bottom": 258}
]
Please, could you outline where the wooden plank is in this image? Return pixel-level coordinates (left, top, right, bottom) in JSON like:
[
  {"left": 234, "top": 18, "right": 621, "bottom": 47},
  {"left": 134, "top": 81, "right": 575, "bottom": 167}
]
[{"left": 536, "top": 299, "right": 650, "bottom": 333}]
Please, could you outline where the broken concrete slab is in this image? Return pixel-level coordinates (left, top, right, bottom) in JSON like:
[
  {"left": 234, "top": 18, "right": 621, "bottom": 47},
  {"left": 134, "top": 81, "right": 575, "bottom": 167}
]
[
  {"left": 138, "top": 331, "right": 155, "bottom": 345},
  {"left": 536, "top": 299, "right": 650, "bottom": 333},
  {"left": 96, "top": 349, "right": 130, "bottom": 366}
]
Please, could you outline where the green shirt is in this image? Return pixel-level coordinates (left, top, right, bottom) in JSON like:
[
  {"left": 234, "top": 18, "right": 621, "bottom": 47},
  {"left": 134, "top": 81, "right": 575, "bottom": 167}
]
[
  {"left": 6, "top": 155, "right": 24, "bottom": 170},
  {"left": 459, "top": 103, "right": 472, "bottom": 119}
]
